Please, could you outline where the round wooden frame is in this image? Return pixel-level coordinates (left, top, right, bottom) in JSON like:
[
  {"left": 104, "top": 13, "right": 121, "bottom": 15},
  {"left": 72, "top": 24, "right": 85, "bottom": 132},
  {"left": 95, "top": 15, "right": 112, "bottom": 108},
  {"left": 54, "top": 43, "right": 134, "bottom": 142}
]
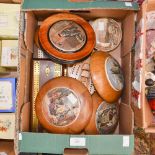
[
  {"left": 90, "top": 51, "right": 124, "bottom": 103},
  {"left": 39, "top": 13, "right": 95, "bottom": 64},
  {"left": 35, "top": 77, "right": 93, "bottom": 134}
]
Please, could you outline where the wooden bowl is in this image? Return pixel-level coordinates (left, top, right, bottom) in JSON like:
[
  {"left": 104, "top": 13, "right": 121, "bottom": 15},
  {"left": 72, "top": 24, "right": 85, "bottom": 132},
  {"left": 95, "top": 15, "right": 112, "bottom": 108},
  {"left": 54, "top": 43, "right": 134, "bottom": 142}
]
[
  {"left": 39, "top": 13, "right": 95, "bottom": 64},
  {"left": 35, "top": 77, "right": 93, "bottom": 134},
  {"left": 90, "top": 51, "right": 124, "bottom": 103},
  {"left": 85, "top": 92, "right": 119, "bottom": 134}
]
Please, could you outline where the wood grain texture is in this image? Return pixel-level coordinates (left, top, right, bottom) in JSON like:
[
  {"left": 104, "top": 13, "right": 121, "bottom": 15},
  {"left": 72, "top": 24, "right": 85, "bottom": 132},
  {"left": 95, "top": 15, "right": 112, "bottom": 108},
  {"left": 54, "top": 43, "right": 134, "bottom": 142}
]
[
  {"left": 35, "top": 76, "right": 93, "bottom": 134},
  {"left": 39, "top": 13, "right": 95, "bottom": 63},
  {"left": 90, "top": 51, "right": 122, "bottom": 103},
  {"left": 84, "top": 92, "right": 103, "bottom": 134},
  {"left": 34, "top": 27, "right": 40, "bottom": 48}
]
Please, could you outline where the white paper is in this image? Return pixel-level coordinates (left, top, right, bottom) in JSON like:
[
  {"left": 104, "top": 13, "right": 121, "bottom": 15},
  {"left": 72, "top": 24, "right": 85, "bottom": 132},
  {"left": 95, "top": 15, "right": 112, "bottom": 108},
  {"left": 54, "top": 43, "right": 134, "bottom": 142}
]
[
  {"left": 19, "top": 133, "right": 22, "bottom": 140},
  {"left": 123, "top": 136, "right": 130, "bottom": 147},
  {"left": 70, "top": 137, "right": 86, "bottom": 147},
  {"left": 125, "top": 2, "right": 132, "bottom": 7}
]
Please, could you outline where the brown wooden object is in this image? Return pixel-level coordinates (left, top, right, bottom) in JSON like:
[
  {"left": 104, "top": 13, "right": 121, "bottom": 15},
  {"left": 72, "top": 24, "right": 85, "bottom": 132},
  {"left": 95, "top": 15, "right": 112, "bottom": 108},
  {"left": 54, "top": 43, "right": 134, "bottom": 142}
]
[
  {"left": 39, "top": 13, "right": 95, "bottom": 64},
  {"left": 90, "top": 51, "right": 124, "bottom": 103},
  {"left": 35, "top": 76, "right": 93, "bottom": 134}
]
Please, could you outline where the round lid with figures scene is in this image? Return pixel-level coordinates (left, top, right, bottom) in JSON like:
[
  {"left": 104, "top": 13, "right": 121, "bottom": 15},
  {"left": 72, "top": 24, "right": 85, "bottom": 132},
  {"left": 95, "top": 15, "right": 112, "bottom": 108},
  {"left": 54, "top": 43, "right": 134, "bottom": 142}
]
[{"left": 35, "top": 77, "right": 93, "bottom": 134}]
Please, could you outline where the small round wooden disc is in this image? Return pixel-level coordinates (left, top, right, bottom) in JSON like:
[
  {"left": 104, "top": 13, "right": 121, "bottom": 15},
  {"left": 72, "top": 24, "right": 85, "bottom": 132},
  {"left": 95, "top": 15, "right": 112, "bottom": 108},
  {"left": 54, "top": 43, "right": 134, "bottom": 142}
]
[
  {"left": 39, "top": 13, "right": 95, "bottom": 64},
  {"left": 90, "top": 51, "right": 124, "bottom": 103},
  {"left": 85, "top": 92, "right": 119, "bottom": 134},
  {"left": 91, "top": 18, "right": 122, "bottom": 52},
  {"left": 35, "top": 77, "right": 93, "bottom": 134}
]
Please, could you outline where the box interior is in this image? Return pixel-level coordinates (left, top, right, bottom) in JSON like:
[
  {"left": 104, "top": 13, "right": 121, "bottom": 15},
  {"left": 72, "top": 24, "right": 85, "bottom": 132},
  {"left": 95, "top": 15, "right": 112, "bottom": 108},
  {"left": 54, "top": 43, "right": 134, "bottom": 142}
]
[
  {"left": 0, "top": 141, "right": 15, "bottom": 155},
  {"left": 18, "top": 8, "right": 136, "bottom": 137}
]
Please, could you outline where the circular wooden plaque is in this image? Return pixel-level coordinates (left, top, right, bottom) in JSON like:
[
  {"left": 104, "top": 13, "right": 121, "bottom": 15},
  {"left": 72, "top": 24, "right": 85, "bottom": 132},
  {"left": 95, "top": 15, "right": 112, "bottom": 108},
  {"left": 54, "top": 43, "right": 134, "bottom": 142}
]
[
  {"left": 39, "top": 13, "right": 95, "bottom": 64},
  {"left": 90, "top": 51, "right": 124, "bottom": 103},
  {"left": 85, "top": 92, "right": 119, "bottom": 134},
  {"left": 35, "top": 77, "right": 93, "bottom": 134}
]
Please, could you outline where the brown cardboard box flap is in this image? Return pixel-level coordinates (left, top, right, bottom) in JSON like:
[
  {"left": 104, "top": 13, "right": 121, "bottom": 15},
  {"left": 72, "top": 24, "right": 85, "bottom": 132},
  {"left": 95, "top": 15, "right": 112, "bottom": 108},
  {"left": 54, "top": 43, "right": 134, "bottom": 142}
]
[
  {"left": 119, "top": 103, "right": 134, "bottom": 134},
  {"left": 122, "top": 12, "right": 135, "bottom": 57},
  {"left": 64, "top": 148, "right": 88, "bottom": 155},
  {"left": 0, "top": 141, "right": 15, "bottom": 155}
]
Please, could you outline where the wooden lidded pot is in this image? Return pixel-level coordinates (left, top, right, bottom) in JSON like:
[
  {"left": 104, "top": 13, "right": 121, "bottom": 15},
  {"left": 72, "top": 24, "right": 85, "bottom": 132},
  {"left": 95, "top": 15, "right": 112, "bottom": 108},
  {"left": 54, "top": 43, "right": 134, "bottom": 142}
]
[
  {"left": 85, "top": 92, "right": 119, "bottom": 134},
  {"left": 35, "top": 77, "right": 93, "bottom": 134},
  {"left": 90, "top": 51, "right": 124, "bottom": 103},
  {"left": 39, "top": 13, "right": 95, "bottom": 64}
]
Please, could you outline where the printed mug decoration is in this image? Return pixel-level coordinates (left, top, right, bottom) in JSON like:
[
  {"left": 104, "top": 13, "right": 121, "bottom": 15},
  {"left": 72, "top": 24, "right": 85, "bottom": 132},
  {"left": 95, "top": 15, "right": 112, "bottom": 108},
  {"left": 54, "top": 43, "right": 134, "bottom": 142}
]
[
  {"left": 90, "top": 51, "right": 124, "bottom": 103},
  {"left": 39, "top": 13, "right": 95, "bottom": 64},
  {"left": 35, "top": 77, "right": 92, "bottom": 134}
]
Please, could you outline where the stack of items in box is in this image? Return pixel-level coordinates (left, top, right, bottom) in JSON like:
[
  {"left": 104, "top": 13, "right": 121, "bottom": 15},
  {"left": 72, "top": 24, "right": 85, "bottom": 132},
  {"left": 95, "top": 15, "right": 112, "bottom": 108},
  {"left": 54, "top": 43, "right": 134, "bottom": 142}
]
[
  {"left": 0, "top": 3, "right": 20, "bottom": 140},
  {"left": 0, "top": 3, "right": 19, "bottom": 74},
  {"left": 32, "top": 13, "right": 124, "bottom": 135},
  {"left": 145, "top": 11, "right": 155, "bottom": 121}
]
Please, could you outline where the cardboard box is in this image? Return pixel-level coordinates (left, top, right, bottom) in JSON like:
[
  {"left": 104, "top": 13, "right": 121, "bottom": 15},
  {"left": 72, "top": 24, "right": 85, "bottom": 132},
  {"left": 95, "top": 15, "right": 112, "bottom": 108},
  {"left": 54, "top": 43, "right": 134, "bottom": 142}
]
[
  {"left": 0, "top": 3, "right": 20, "bottom": 39},
  {"left": 1, "top": 40, "right": 18, "bottom": 68},
  {"left": 132, "top": 0, "right": 155, "bottom": 133},
  {"left": 0, "top": 113, "right": 15, "bottom": 139},
  {"left": 0, "top": 141, "right": 15, "bottom": 155},
  {"left": 0, "top": 78, "right": 16, "bottom": 112},
  {"left": 15, "top": 0, "right": 139, "bottom": 154}
]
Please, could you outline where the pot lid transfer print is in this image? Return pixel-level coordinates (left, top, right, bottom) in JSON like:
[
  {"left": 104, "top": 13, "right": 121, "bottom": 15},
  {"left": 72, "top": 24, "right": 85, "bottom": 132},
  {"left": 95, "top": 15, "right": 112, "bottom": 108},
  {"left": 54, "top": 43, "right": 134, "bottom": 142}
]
[
  {"left": 49, "top": 20, "right": 87, "bottom": 53},
  {"left": 43, "top": 87, "right": 80, "bottom": 127},
  {"left": 96, "top": 102, "right": 119, "bottom": 134},
  {"left": 105, "top": 56, "right": 124, "bottom": 91}
]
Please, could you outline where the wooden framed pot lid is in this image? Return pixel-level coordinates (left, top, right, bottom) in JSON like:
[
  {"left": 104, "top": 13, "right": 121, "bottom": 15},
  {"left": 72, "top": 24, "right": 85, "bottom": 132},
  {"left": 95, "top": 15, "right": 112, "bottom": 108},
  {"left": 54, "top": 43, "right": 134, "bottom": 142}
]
[
  {"left": 90, "top": 18, "right": 122, "bottom": 52},
  {"left": 90, "top": 51, "right": 124, "bottom": 103},
  {"left": 39, "top": 13, "right": 95, "bottom": 64},
  {"left": 85, "top": 93, "right": 119, "bottom": 134},
  {"left": 35, "top": 77, "right": 93, "bottom": 134}
]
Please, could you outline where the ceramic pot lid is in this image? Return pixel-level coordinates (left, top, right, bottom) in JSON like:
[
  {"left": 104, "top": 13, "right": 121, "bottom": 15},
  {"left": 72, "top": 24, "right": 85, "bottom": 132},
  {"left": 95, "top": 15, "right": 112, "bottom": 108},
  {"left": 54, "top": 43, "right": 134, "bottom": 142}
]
[
  {"left": 39, "top": 13, "right": 95, "bottom": 64},
  {"left": 35, "top": 76, "right": 93, "bottom": 134},
  {"left": 85, "top": 93, "right": 119, "bottom": 134},
  {"left": 91, "top": 18, "right": 122, "bottom": 52},
  {"left": 90, "top": 51, "right": 124, "bottom": 103}
]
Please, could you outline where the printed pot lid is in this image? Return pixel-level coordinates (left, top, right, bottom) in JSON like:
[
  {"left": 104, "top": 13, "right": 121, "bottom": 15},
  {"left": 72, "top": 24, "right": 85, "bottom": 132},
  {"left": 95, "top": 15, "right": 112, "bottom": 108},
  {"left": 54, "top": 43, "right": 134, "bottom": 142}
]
[
  {"left": 85, "top": 93, "right": 119, "bottom": 134},
  {"left": 90, "top": 51, "right": 124, "bottom": 103},
  {"left": 35, "top": 77, "right": 93, "bottom": 134},
  {"left": 90, "top": 18, "right": 122, "bottom": 52},
  {"left": 39, "top": 13, "right": 95, "bottom": 64}
]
